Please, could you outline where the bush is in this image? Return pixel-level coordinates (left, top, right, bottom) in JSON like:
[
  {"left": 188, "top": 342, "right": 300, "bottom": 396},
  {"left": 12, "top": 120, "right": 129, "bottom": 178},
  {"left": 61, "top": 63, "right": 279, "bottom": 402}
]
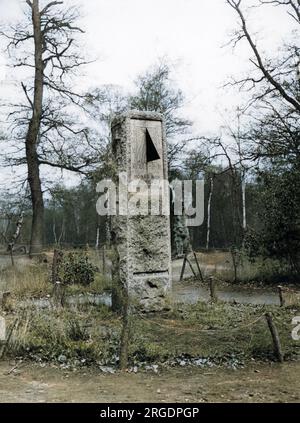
[
  {"left": 59, "top": 252, "right": 95, "bottom": 286},
  {"left": 244, "top": 169, "right": 300, "bottom": 275}
]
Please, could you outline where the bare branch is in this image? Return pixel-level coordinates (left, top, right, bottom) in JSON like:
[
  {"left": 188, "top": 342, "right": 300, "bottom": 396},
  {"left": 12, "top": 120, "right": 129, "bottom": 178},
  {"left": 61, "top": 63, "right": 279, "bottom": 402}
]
[
  {"left": 41, "top": 1, "right": 64, "bottom": 16},
  {"left": 227, "top": 0, "right": 300, "bottom": 112},
  {"left": 21, "top": 83, "right": 34, "bottom": 109},
  {"left": 259, "top": 0, "right": 300, "bottom": 24}
]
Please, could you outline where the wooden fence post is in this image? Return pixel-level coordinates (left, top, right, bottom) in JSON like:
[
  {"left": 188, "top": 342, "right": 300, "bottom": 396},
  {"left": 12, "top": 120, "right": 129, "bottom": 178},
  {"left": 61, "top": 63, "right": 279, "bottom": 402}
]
[
  {"left": 179, "top": 255, "right": 187, "bottom": 282},
  {"left": 209, "top": 276, "right": 217, "bottom": 302},
  {"left": 102, "top": 245, "right": 106, "bottom": 275},
  {"left": 8, "top": 245, "right": 14, "bottom": 267},
  {"left": 277, "top": 285, "right": 285, "bottom": 307},
  {"left": 52, "top": 249, "right": 64, "bottom": 307},
  {"left": 265, "top": 312, "right": 284, "bottom": 363},
  {"left": 52, "top": 249, "right": 63, "bottom": 284},
  {"left": 0, "top": 318, "right": 18, "bottom": 359},
  {"left": 53, "top": 281, "right": 65, "bottom": 307},
  {"left": 0, "top": 292, "right": 11, "bottom": 312},
  {"left": 193, "top": 251, "right": 204, "bottom": 283},
  {"left": 119, "top": 288, "right": 130, "bottom": 371}
]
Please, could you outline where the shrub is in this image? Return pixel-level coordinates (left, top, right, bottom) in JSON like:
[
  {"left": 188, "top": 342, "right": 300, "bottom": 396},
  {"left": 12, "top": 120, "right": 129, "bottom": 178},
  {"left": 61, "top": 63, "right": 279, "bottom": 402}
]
[{"left": 59, "top": 252, "right": 95, "bottom": 286}]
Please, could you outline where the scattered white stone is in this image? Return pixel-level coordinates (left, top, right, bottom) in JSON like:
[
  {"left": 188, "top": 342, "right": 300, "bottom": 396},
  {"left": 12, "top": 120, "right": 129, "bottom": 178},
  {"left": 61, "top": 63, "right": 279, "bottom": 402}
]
[
  {"left": 99, "top": 366, "right": 115, "bottom": 374},
  {"left": 152, "top": 365, "right": 159, "bottom": 374},
  {"left": 58, "top": 355, "right": 67, "bottom": 363}
]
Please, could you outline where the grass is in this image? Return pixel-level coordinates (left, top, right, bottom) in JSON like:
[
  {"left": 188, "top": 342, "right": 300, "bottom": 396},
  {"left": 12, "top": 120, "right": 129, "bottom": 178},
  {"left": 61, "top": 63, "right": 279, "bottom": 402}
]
[
  {"left": 0, "top": 263, "right": 52, "bottom": 299},
  {"left": 65, "top": 273, "right": 111, "bottom": 296},
  {"left": 1, "top": 251, "right": 299, "bottom": 367},
  {"left": 0, "top": 253, "right": 112, "bottom": 300},
  {"left": 129, "top": 302, "right": 300, "bottom": 363},
  {"left": 7, "top": 305, "right": 119, "bottom": 364},
  {"left": 4, "top": 300, "right": 300, "bottom": 366}
]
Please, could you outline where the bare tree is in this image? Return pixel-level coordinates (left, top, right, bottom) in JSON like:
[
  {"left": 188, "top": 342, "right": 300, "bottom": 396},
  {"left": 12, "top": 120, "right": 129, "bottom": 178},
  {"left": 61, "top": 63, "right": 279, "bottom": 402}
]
[
  {"left": 129, "top": 60, "right": 192, "bottom": 169},
  {"left": 227, "top": 0, "right": 300, "bottom": 112},
  {"left": 86, "top": 84, "right": 128, "bottom": 142},
  {"left": 226, "top": 0, "right": 300, "bottom": 163},
  {"left": 86, "top": 62, "right": 193, "bottom": 175},
  {"left": 193, "top": 133, "right": 246, "bottom": 248},
  {"left": 226, "top": 0, "right": 300, "bottom": 270},
  {"left": 0, "top": 0, "right": 100, "bottom": 255}
]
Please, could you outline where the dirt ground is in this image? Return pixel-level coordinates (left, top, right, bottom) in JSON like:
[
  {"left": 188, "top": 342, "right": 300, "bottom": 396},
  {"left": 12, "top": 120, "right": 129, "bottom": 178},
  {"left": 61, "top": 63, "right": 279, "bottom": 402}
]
[{"left": 0, "top": 361, "right": 299, "bottom": 403}]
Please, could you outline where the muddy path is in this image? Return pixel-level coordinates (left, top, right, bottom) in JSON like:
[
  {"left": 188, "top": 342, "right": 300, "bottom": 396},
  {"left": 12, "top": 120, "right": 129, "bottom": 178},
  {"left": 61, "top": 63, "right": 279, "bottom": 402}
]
[{"left": 0, "top": 361, "right": 299, "bottom": 403}]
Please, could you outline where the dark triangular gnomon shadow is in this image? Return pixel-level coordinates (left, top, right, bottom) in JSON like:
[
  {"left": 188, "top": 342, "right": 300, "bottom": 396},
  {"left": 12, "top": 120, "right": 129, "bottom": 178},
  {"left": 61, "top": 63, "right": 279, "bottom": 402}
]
[{"left": 146, "top": 128, "right": 160, "bottom": 162}]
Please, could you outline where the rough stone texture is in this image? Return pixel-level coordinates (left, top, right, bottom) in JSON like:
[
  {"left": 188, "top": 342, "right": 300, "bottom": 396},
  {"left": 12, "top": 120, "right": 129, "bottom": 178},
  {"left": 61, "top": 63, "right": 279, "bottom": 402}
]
[
  {"left": 130, "top": 216, "right": 170, "bottom": 273},
  {"left": 0, "top": 316, "right": 5, "bottom": 341},
  {"left": 111, "top": 111, "right": 172, "bottom": 312}
]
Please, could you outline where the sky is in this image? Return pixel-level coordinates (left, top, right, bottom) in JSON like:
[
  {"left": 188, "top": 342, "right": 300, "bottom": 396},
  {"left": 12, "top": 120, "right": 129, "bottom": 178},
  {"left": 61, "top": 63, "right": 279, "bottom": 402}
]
[{"left": 0, "top": 0, "right": 295, "bottom": 187}]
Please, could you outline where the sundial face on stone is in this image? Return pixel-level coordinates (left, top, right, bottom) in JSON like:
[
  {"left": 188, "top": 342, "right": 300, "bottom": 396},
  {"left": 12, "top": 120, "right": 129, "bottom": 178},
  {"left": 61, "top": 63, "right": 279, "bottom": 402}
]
[{"left": 130, "top": 119, "right": 164, "bottom": 179}]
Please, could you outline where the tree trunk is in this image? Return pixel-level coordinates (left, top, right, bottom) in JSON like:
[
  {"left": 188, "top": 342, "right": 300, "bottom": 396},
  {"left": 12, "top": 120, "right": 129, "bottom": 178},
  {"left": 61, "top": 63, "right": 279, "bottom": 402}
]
[
  {"left": 95, "top": 225, "right": 99, "bottom": 249},
  {"left": 26, "top": 0, "right": 44, "bottom": 256},
  {"left": 206, "top": 176, "right": 214, "bottom": 250},
  {"left": 242, "top": 176, "right": 247, "bottom": 231}
]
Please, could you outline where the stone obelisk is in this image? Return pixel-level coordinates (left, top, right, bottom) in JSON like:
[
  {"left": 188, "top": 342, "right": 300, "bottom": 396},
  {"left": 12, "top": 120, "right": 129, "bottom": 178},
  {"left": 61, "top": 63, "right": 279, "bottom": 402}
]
[{"left": 111, "top": 111, "right": 172, "bottom": 312}]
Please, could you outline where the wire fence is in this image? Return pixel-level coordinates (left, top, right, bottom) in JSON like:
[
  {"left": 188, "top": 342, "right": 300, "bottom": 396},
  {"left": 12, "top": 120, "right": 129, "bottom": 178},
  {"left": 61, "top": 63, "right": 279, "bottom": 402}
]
[
  {"left": 0, "top": 227, "right": 298, "bottom": 368},
  {"left": 137, "top": 311, "right": 267, "bottom": 335}
]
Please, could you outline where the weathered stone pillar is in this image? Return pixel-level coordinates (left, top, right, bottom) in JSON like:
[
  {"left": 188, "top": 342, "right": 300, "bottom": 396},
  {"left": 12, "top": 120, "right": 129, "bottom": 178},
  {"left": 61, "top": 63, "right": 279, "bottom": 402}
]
[{"left": 111, "top": 111, "right": 172, "bottom": 312}]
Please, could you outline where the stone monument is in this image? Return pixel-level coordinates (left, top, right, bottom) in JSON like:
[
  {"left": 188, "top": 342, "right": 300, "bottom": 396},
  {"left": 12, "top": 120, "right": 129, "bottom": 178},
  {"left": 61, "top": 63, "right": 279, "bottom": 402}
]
[{"left": 111, "top": 111, "right": 172, "bottom": 312}]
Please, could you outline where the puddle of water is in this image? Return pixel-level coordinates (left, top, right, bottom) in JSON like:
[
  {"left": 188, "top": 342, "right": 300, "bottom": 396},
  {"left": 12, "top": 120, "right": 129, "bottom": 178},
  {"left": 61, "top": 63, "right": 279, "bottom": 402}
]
[
  {"left": 172, "top": 284, "right": 280, "bottom": 306},
  {"left": 21, "top": 285, "right": 279, "bottom": 309},
  {"left": 1, "top": 255, "right": 280, "bottom": 307},
  {"left": 68, "top": 293, "right": 112, "bottom": 307}
]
